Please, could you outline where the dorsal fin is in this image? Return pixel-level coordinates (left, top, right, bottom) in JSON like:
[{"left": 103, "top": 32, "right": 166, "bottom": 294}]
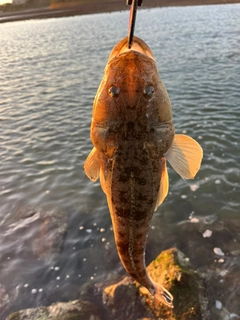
[{"left": 165, "top": 134, "right": 203, "bottom": 180}]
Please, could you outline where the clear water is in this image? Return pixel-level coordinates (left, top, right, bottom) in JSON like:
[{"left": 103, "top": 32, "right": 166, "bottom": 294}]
[{"left": 0, "top": 4, "right": 240, "bottom": 318}]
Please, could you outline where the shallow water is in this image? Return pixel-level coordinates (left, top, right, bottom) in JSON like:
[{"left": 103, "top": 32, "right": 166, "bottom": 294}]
[{"left": 0, "top": 4, "right": 240, "bottom": 319}]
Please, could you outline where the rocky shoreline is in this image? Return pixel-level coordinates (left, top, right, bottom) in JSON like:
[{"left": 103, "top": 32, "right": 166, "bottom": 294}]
[
  {"left": 6, "top": 248, "right": 208, "bottom": 320},
  {"left": 0, "top": 0, "right": 240, "bottom": 24},
  {"left": 1, "top": 205, "right": 240, "bottom": 319}
]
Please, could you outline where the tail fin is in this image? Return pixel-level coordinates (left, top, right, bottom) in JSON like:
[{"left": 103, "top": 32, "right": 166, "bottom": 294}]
[{"left": 150, "top": 282, "right": 174, "bottom": 308}]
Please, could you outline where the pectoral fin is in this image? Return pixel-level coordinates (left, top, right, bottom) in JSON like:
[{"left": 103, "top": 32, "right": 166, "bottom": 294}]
[
  {"left": 84, "top": 147, "right": 100, "bottom": 181},
  {"left": 165, "top": 134, "right": 203, "bottom": 180},
  {"left": 155, "top": 158, "right": 169, "bottom": 210}
]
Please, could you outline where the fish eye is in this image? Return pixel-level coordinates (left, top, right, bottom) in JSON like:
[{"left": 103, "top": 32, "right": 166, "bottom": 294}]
[
  {"left": 109, "top": 85, "right": 120, "bottom": 99},
  {"left": 144, "top": 85, "right": 154, "bottom": 99}
]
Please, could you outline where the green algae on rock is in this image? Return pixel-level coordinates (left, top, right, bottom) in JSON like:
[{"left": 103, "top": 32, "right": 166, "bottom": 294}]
[
  {"left": 139, "top": 248, "right": 206, "bottom": 319},
  {"left": 103, "top": 248, "right": 207, "bottom": 320}
]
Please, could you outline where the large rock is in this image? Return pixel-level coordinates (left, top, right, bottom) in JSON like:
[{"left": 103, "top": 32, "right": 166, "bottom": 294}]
[
  {"left": 6, "top": 300, "right": 101, "bottom": 320},
  {"left": 103, "top": 277, "right": 151, "bottom": 320},
  {"left": 103, "top": 248, "right": 207, "bottom": 320},
  {"left": 139, "top": 248, "right": 206, "bottom": 319}
]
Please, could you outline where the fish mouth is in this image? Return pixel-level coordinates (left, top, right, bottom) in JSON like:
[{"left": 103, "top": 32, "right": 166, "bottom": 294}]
[{"left": 108, "top": 36, "right": 155, "bottom": 61}]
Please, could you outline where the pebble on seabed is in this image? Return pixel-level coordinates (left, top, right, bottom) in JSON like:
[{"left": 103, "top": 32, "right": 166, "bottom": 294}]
[
  {"left": 213, "top": 247, "right": 225, "bottom": 256},
  {"left": 190, "top": 217, "right": 200, "bottom": 223},
  {"left": 230, "top": 313, "right": 240, "bottom": 319},
  {"left": 215, "top": 300, "right": 222, "bottom": 309},
  {"left": 219, "top": 270, "right": 228, "bottom": 276},
  {"left": 190, "top": 184, "right": 199, "bottom": 191},
  {"left": 202, "top": 229, "right": 212, "bottom": 238}
]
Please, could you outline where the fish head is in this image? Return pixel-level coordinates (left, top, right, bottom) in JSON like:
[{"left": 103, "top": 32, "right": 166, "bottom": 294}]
[
  {"left": 91, "top": 36, "right": 174, "bottom": 157},
  {"left": 93, "top": 36, "right": 172, "bottom": 120}
]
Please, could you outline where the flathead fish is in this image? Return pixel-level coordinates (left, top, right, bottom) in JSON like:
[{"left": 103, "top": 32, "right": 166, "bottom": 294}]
[{"left": 84, "top": 36, "right": 203, "bottom": 308}]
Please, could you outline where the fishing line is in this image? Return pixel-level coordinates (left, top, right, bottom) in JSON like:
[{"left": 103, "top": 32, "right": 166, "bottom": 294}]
[{"left": 126, "top": 0, "right": 143, "bottom": 49}]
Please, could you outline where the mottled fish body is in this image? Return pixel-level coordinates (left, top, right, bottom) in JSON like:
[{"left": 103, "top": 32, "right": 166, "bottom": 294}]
[{"left": 84, "top": 36, "right": 203, "bottom": 307}]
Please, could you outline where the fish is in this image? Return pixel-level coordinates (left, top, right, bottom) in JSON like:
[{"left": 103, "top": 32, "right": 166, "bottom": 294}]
[{"left": 84, "top": 36, "right": 203, "bottom": 308}]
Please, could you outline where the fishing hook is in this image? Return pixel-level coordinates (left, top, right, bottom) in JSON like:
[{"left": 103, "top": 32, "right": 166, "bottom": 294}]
[{"left": 127, "top": 0, "right": 142, "bottom": 49}]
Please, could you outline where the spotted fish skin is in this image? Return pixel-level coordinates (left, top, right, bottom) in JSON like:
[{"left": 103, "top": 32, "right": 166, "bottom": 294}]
[
  {"left": 84, "top": 36, "right": 203, "bottom": 308},
  {"left": 105, "top": 141, "right": 165, "bottom": 287}
]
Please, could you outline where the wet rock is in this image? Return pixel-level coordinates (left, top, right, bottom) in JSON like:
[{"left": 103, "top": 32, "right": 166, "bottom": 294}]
[
  {"left": 140, "top": 248, "right": 206, "bottom": 320},
  {"left": 6, "top": 300, "right": 101, "bottom": 320},
  {"left": 103, "top": 277, "right": 152, "bottom": 320},
  {"left": 103, "top": 248, "right": 207, "bottom": 320}
]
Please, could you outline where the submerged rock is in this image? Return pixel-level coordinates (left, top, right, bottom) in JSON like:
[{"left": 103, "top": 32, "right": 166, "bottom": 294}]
[
  {"left": 0, "top": 284, "right": 10, "bottom": 314},
  {"left": 0, "top": 205, "right": 68, "bottom": 319},
  {"left": 0, "top": 205, "right": 67, "bottom": 261},
  {"left": 103, "top": 277, "right": 151, "bottom": 320},
  {"left": 6, "top": 300, "right": 101, "bottom": 320}
]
